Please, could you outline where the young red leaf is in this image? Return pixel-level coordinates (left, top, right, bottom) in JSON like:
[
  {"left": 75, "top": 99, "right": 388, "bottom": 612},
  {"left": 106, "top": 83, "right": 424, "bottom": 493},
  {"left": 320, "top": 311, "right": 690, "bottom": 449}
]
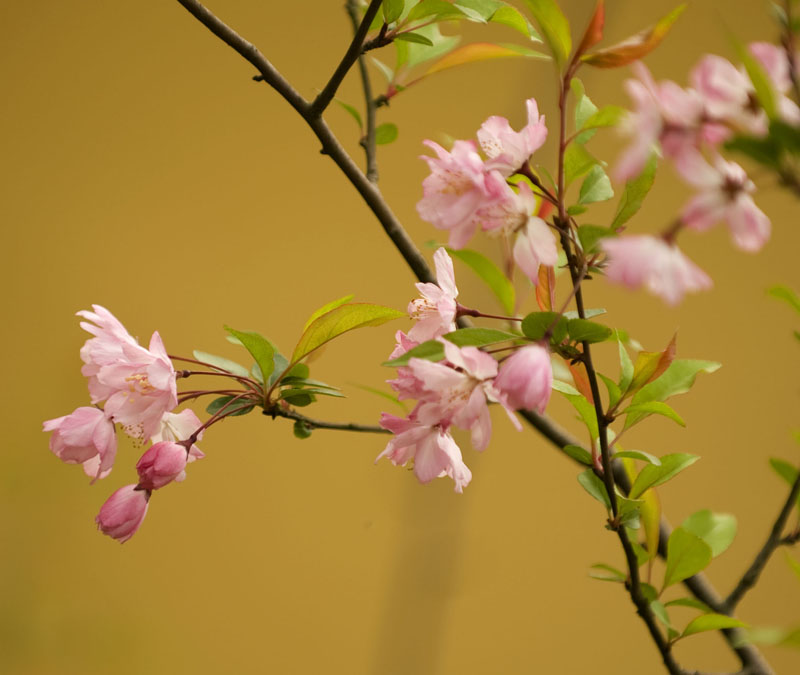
[{"left": 575, "top": 0, "right": 605, "bottom": 57}]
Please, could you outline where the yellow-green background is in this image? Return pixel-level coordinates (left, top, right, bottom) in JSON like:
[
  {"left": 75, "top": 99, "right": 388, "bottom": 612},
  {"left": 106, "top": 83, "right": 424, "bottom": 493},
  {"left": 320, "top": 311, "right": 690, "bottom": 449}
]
[{"left": 3, "top": 1, "right": 799, "bottom": 673}]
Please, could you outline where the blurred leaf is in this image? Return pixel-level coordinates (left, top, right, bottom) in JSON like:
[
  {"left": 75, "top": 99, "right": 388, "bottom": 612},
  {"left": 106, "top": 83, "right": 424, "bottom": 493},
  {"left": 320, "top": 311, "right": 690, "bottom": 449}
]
[
  {"left": 623, "top": 401, "right": 686, "bottom": 430},
  {"left": 564, "top": 443, "right": 593, "bottom": 465},
  {"left": 575, "top": 0, "right": 605, "bottom": 56},
  {"left": 383, "top": 0, "right": 405, "bottom": 24},
  {"left": 618, "top": 494, "right": 644, "bottom": 528},
  {"left": 224, "top": 326, "right": 276, "bottom": 389},
  {"left": 732, "top": 35, "right": 777, "bottom": 118},
  {"left": 407, "top": 0, "right": 467, "bottom": 22},
  {"left": 768, "top": 458, "right": 800, "bottom": 510},
  {"left": 579, "top": 166, "right": 614, "bottom": 204},
  {"left": 282, "top": 392, "right": 315, "bottom": 407},
  {"left": 626, "top": 333, "right": 678, "bottom": 399},
  {"left": 371, "top": 57, "right": 395, "bottom": 83},
  {"left": 650, "top": 599, "right": 672, "bottom": 631},
  {"left": 610, "top": 154, "right": 658, "bottom": 228},
  {"left": 640, "top": 487, "right": 662, "bottom": 563},
  {"left": 404, "top": 24, "right": 461, "bottom": 70},
  {"left": 724, "top": 133, "right": 782, "bottom": 169},
  {"left": 614, "top": 450, "right": 661, "bottom": 465},
  {"left": 335, "top": 100, "right": 363, "bottom": 129},
  {"left": 578, "top": 469, "right": 611, "bottom": 509},
  {"left": 522, "top": 0, "right": 572, "bottom": 65},
  {"left": 664, "top": 526, "right": 713, "bottom": 589},
  {"left": 582, "top": 4, "right": 686, "bottom": 68},
  {"left": 562, "top": 308, "right": 606, "bottom": 320},
  {"left": 349, "top": 383, "right": 408, "bottom": 412},
  {"left": 682, "top": 614, "right": 747, "bottom": 639},
  {"left": 491, "top": 5, "right": 541, "bottom": 40},
  {"left": 768, "top": 285, "right": 800, "bottom": 314},
  {"left": 206, "top": 395, "right": 256, "bottom": 417},
  {"left": 568, "top": 318, "right": 612, "bottom": 343},
  {"left": 192, "top": 350, "right": 251, "bottom": 379},
  {"left": 293, "top": 303, "right": 405, "bottom": 363},
  {"left": 582, "top": 105, "right": 626, "bottom": 130},
  {"left": 786, "top": 552, "right": 800, "bottom": 582},
  {"left": 664, "top": 597, "right": 712, "bottom": 612},
  {"left": 599, "top": 373, "right": 622, "bottom": 409},
  {"left": 629, "top": 453, "right": 699, "bottom": 499},
  {"left": 589, "top": 562, "right": 626, "bottom": 582},
  {"left": 536, "top": 265, "right": 556, "bottom": 311},
  {"left": 395, "top": 31, "right": 435, "bottom": 46},
  {"left": 421, "top": 41, "right": 548, "bottom": 78},
  {"left": 617, "top": 334, "right": 634, "bottom": 393},
  {"left": 375, "top": 122, "right": 399, "bottom": 144},
  {"left": 293, "top": 419, "right": 313, "bottom": 439},
  {"left": 447, "top": 247, "right": 516, "bottom": 314},
  {"left": 682, "top": 510, "right": 737, "bottom": 557},
  {"left": 564, "top": 143, "right": 597, "bottom": 185}
]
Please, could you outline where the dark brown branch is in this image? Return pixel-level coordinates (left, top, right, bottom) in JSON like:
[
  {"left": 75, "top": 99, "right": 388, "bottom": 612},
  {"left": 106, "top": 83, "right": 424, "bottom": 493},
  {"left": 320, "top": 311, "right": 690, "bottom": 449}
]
[
  {"left": 266, "top": 406, "right": 389, "bottom": 434},
  {"left": 310, "top": 0, "right": 383, "bottom": 117},
  {"left": 346, "top": 0, "right": 379, "bottom": 182},
  {"left": 723, "top": 468, "right": 800, "bottom": 612}
]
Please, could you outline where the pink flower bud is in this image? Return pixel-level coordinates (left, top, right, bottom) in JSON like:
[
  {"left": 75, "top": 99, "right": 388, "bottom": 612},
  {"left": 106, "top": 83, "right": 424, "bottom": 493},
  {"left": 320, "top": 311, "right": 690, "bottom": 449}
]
[
  {"left": 95, "top": 485, "right": 149, "bottom": 543},
  {"left": 42, "top": 406, "right": 117, "bottom": 482},
  {"left": 494, "top": 345, "right": 553, "bottom": 414},
  {"left": 136, "top": 441, "right": 188, "bottom": 490}
]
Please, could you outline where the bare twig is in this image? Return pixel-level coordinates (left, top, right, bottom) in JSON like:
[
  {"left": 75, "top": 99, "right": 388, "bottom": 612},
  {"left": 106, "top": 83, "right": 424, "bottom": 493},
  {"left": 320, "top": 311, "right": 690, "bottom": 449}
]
[
  {"left": 723, "top": 468, "right": 800, "bottom": 612},
  {"left": 310, "top": 0, "right": 383, "bottom": 117},
  {"left": 345, "top": 0, "right": 379, "bottom": 182},
  {"left": 266, "top": 406, "right": 389, "bottom": 434}
]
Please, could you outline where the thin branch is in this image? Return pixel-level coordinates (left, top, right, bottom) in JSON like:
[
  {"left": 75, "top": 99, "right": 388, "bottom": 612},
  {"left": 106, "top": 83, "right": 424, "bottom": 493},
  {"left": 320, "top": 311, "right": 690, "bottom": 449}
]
[
  {"left": 310, "top": 0, "right": 384, "bottom": 117},
  {"left": 346, "top": 0, "right": 379, "bottom": 182},
  {"left": 266, "top": 406, "right": 390, "bottom": 434},
  {"left": 723, "top": 468, "right": 800, "bottom": 612}
]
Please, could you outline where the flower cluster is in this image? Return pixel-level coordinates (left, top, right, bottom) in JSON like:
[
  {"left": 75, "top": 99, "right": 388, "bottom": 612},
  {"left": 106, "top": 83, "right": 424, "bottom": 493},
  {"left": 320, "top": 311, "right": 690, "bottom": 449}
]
[
  {"left": 376, "top": 249, "right": 553, "bottom": 492},
  {"left": 43, "top": 306, "right": 204, "bottom": 542},
  {"left": 416, "top": 99, "right": 558, "bottom": 285},
  {"left": 605, "top": 45, "right": 782, "bottom": 304}
]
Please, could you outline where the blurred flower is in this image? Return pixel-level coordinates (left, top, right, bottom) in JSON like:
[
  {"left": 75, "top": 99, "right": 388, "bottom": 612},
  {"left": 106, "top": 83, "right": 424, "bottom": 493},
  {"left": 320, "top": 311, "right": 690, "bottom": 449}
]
[
  {"left": 494, "top": 345, "right": 553, "bottom": 414},
  {"left": 601, "top": 235, "right": 712, "bottom": 305},
  {"left": 95, "top": 484, "right": 150, "bottom": 543},
  {"left": 42, "top": 406, "right": 117, "bottom": 482}
]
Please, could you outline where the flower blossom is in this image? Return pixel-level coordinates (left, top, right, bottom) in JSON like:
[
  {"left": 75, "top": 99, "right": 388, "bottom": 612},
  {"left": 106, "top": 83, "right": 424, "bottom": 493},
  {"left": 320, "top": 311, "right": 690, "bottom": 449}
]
[
  {"left": 677, "top": 151, "right": 770, "bottom": 252},
  {"left": 77, "top": 305, "right": 178, "bottom": 440},
  {"left": 95, "top": 484, "right": 150, "bottom": 543},
  {"left": 408, "top": 248, "right": 459, "bottom": 342},
  {"left": 136, "top": 441, "right": 191, "bottom": 490},
  {"left": 477, "top": 97, "right": 548, "bottom": 176},
  {"left": 43, "top": 406, "right": 117, "bottom": 482},
  {"left": 416, "top": 140, "right": 507, "bottom": 249},
  {"left": 601, "top": 235, "right": 712, "bottom": 306},
  {"left": 494, "top": 345, "right": 553, "bottom": 414},
  {"left": 376, "top": 414, "right": 472, "bottom": 493}
]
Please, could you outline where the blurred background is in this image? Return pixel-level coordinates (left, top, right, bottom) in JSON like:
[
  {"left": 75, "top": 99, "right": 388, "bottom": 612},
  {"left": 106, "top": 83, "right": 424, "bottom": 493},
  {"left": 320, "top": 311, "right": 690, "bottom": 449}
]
[{"left": 2, "top": 1, "right": 799, "bottom": 673}]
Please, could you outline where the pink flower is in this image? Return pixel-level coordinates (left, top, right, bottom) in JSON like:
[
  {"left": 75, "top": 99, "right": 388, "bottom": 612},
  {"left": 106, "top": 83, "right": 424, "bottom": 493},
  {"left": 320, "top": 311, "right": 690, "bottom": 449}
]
[
  {"left": 494, "top": 345, "right": 553, "bottom": 414},
  {"left": 136, "top": 441, "right": 190, "bottom": 490},
  {"left": 95, "top": 484, "right": 150, "bottom": 543},
  {"left": 601, "top": 235, "right": 712, "bottom": 306},
  {"left": 43, "top": 406, "right": 117, "bottom": 482},
  {"left": 417, "top": 140, "right": 507, "bottom": 249},
  {"left": 78, "top": 306, "right": 178, "bottom": 440},
  {"left": 151, "top": 409, "right": 205, "bottom": 460},
  {"left": 691, "top": 55, "right": 758, "bottom": 133},
  {"left": 513, "top": 215, "right": 558, "bottom": 285},
  {"left": 677, "top": 151, "right": 770, "bottom": 252},
  {"left": 376, "top": 414, "right": 472, "bottom": 493},
  {"left": 477, "top": 98, "right": 548, "bottom": 176},
  {"left": 749, "top": 42, "right": 800, "bottom": 125},
  {"left": 408, "top": 248, "right": 459, "bottom": 342}
]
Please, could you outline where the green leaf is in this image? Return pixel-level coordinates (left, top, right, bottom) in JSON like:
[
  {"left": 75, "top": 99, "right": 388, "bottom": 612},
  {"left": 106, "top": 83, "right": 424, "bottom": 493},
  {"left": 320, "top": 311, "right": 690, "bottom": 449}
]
[
  {"left": 573, "top": 79, "right": 598, "bottom": 130},
  {"left": 768, "top": 458, "right": 800, "bottom": 510},
  {"left": 279, "top": 387, "right": 345, "bottom": 399},
  {"left": 421, "top": 40, "right": 547, "bottom": 80},
  {"left": 267, "top": 352, "right": 291, "bottom": 386},
  {"left": 614, "top": 450, "right": 661, "bottom": 465},
  {"left": 404, "top": 24, "right": 461, "bottom": 70},
  {"left": 579, "top": 166, "right": 614, "bottom": 204},
  {"left": 618, "top": 495, "right": 644, "bottom": 529},
  {"left": 568, "top": 318, "right": 612, "bottom": 343},
  {"left": 522, "top": 311, "right": 567, "bottom": 343},
  {"left": 664, "top": 597, "right": 712, "bottom": 613},
  {"left": 282, "top": 392, "right": 315, "bottom": 407},
  {"left": 206, "top": 395, "right": 256, "bottom": 417},
  {"left": 408, "top": 0, "right": 468, "bottom": 22},
  {"left": 335, "top": 100, "right": 363, "bottom": 129},
  {"left": 375, "top": 122, "right": 399, "bottom": 144},
  {"left": 192, "top": 350, "right": 251, "bottom": 379},
  {"left": 582, "top": 105, "right": 626, "bottom": 130},
  {"left": 610, "top": 154, "right": 657, "bottom": 229},
  {"left": 383, "top": 0, "right": 405, "bottom": 24},
  {"left": 224, "top": 326, "right": 275, "bottom": 388},
  {"left": 395, "top": 31, "right": 435, "bottom": 46},
  {"left": 617, "top": 334, "right": 634, "bottom": 393},
  {"left": 599, "top": 374, "right": 622, "bottom": 409},
  {"left": 384, "top": 327, "right": 519, "bottom": 366},
  {"left": 623, "top": 401, "right": 686, "bottom": 430},
  {"left": 564, "top": 143, "right": 596, "bottom": 185},
  {"left": 650, "top": 599, "right": 672, "bottom": 632},
  {"left": 589, "top": 563, "right": 626, "bottom": 582},
  {"left": 522, "top": 0, "right": 572, "bottom": 65},
  {"left": 578, "top": 469, "right": 611, "bottom": 509},
  {"left": 293, "top": 419, "right": 313, "bottom": 439},
  {"left": 767, "top": 285, "right": 800, "bottom": 315},
  {"left": 681, "top": 510, "right": 737, "bottom": 558},
  {"left": 561, "top": 391, "right": 599, "bottom": 439},
  {"left": 567, "top": 204, "right": 587, "bottom": 216},
  {"left": 786, "top": 552, "right": 800, "bottom": 582},
  {"left": 681, "top": 614, "right": 747, "bottom": 639},
  {"left": 629, "top": 453, "right": 700, "bottom": 499},
  {"left": 303, "top": 294, "right": 356, "bottom": 331},
  {"left": 491, "top": 5, "right": 541, "bottom": 40},
  {"left": 447, "top": 247, "right": 515, "bottom": 314},
  {"left": 562, "top": 308, "right": 606, "bottom": 320},
  {"left": 732, "top": 35, "right": 777, "bottom": 118},
  {"left": 724, "top": 134, "right": 782, "bottom": 170},
  {"left": 663, "top": 527, "right": 713, "bottom": 589},
  {"left": 563, "top": 443, "right": 593, "bottom": 466},
  {"left": 293, "top": 303, "right": 405, "bottom": 364},
  {"left": 371, "top": 57, "right": 395, "bottom": 83},
  {"left": 453, "top": 0, "right": 500, "bottom": 20}
]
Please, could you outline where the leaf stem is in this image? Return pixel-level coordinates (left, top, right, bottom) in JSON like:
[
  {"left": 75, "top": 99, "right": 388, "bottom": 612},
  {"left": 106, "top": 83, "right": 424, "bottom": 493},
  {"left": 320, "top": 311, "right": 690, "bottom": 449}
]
[{"left": 266, "top": 406, "right": 390, "bottom": 434}]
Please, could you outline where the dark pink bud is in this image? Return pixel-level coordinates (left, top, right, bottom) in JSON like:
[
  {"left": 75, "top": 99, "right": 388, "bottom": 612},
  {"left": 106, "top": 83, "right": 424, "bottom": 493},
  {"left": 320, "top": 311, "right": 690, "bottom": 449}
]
[
  {"left": 136, "top": 441, "right": 188, "bottom": 490},
  {"left": 95, "top": 485, "right": 149, "bottom": 543}
]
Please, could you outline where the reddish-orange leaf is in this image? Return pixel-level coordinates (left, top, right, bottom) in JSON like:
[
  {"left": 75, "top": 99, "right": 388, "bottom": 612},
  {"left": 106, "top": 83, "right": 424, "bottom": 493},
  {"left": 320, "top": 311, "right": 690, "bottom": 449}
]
[
  {"left": 581, "top": 4, "right": 685, "bottom": 68},
  {"left": 576, "top": 0, "right": 605, "bottom": 57},
  {"left": 537, "top": 199, "right": 554, "bottom": 220},
  {"left": 647, "top": 332, "right": 677, "bottom": 386},
  {"left": 536, "top": 266, "right": 556, "bottom": 311},
  {"left": 568, "top": 359, "right": 595, "bottom": 404}
]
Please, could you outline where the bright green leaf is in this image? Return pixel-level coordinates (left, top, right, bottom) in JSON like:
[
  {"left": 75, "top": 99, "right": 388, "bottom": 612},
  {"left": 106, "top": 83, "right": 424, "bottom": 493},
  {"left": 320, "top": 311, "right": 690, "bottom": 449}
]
[
  {"left": 522, "top": 0, "right": 572, "bottom": 65},
  {"left": 224, "top": 326, "right": 275, "bottom": 389},
  {"left": 303, "top": 294, "right": 356, "bottom": 331},
  {"left": 629, "top": 453, "right": 700, "bottom": 499},
  {"left": 561, "top": 391, "right": 599, "bottom": 439},
  {"left": 447, "top": 247, "right": 515, "bottom": 314},
  {"left": 564, "top": 143, "right": 596, "bottom": 185},
  {"left": 663, "top": 527, "right": 713, "bottom": 589},
  {"left": 768, "top": 458, "right": 800, "bottom": 510},
  {"left": 579, "top": 165, "right": 614, "bottom": 204},
  {"left": 568, "top": 318, "right": 612, "bottom": 343},
  {"left": 617, "top": 334, "right": 634, "bottom": 393},
  {"left": 335, "top": 100, "right": 363, "bottom": 129},
  {"left": 395, "top": 31, "right": 434, "bottom": 46},
  {"left": 664, "top": 597, "right": 712, "bottom": 613},
  {"left": 582, "top": 105, "right": 626, "bottom": 130},
  {"left": 383, "top": 0, "right": 405, "bottom": 24},
  {"left": 623, "top": 401, "right": 686, "bottom": 430},
  {"left": 563, "top": 443, "right": 593, "bottom": 466},
  {"left": 768, "top": 285, "right": 800, "bottom": 315},
  {"left": 650, "top": 599, "right": 672, "bottom": 631},
  {"left": 589, "top": 563, "right": 626, "bottom": 582},
  {"left": 631, "top": 359, "right": 720, "bottom": 409},
  {"left": 682, "top": 613, "right": 747, "bottom": 638},
  {"left": 599, "top": 373, "right": 622, "bottom": 409},
  {"left": 681, "top": 510, "right": 737, "bottom": 558},
  {"left": 578, "top": 469, "right": 611, "bottom": 509},
  {"left": 610, "top": 154, "right": 658, "bottom": 229},
  {"left": 491, "top": 5, "right": 541, "bottom": 40},
  {"left": 375, "top": 122, "right": 399, "bottom": 144},
  {"left": 293, "top": 303, "right": 405, "bottom": 363},
  {"left": 192, "top": 350, "right": 251, "bottom": 379},
  {"left": 614, "top": 450, "right": 661, "bottom": 465}
]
